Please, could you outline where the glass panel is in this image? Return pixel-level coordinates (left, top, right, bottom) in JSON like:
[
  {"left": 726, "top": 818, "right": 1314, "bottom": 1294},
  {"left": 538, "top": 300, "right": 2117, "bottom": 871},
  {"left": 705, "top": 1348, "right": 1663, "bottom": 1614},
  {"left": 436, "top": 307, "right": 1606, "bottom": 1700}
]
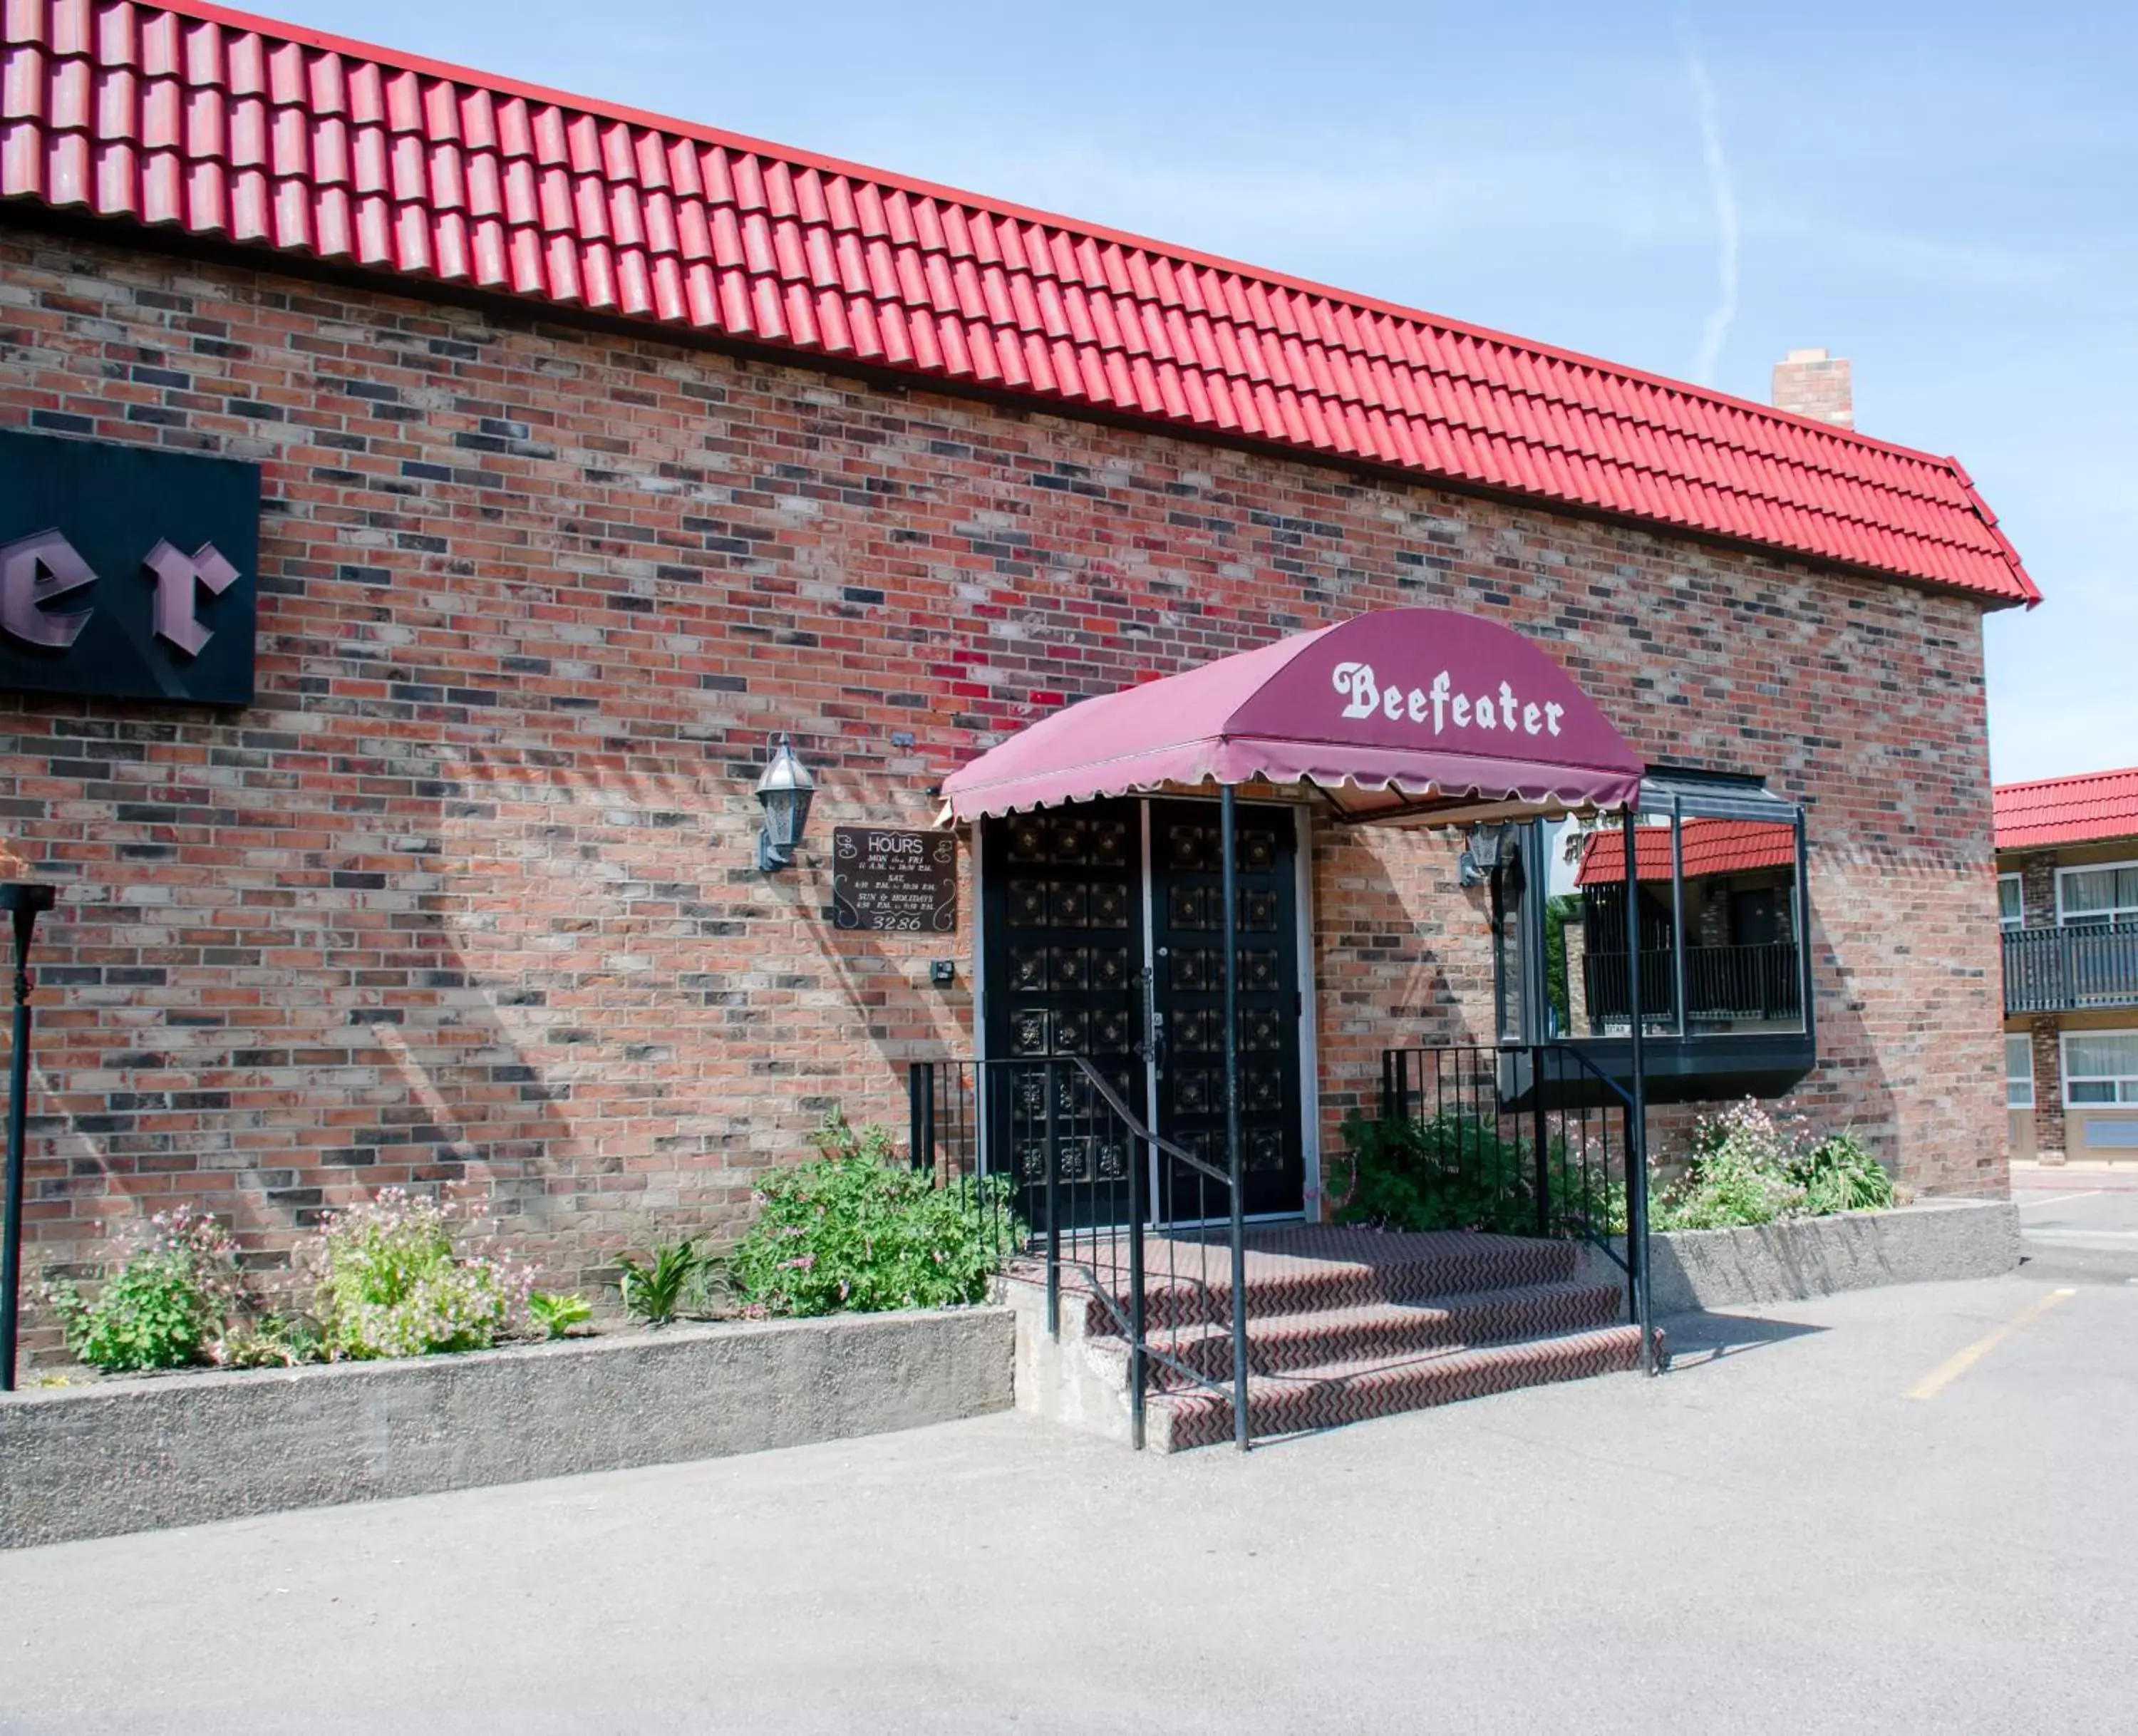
[
  {"left": 2062, "top": 866, "right": 2138, "bottom": 926},
  {"left": 1544, "top": 812, "right": 1679, "bottom": 1038},
  {"left": 2066, "top": 1030, "right": 2138, "bottom": 1077},
  {"left": 1492, "top": 830, "right": 1527, "bottom": 1043},
  {"left": 1678, "top": 817, "right": 1803, "bottom": 1036},
  {"left": 1541, "top": 815, "right": 1587, "bottom": 1040},
  {"left": 2062, "top": 869, "right": 2113, "bottom": 916},
  {"left": 2070, "top": 1081, "right": 2117, "bottom": 1105},
  {"left": 2005, "top": 1033, "right": 2034, "bottom": 1109},
  {"left": 1998, "top": 875, "right": 2023, "bottom": 929}
]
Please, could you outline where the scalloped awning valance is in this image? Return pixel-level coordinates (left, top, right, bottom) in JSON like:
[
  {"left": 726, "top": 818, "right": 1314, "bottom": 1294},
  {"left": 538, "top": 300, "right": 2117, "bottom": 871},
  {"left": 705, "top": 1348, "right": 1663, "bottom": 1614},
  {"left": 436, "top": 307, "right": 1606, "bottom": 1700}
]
[{"left": 941, "top": 608, "right": 1643, "bottom": 826}]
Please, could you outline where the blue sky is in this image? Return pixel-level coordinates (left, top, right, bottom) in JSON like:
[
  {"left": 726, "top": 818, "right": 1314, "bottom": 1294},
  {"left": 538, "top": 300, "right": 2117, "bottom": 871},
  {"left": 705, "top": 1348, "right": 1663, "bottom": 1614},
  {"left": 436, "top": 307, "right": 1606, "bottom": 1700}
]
[{"left": 267, "top": 0, "right": 2136, "bottom": 785}]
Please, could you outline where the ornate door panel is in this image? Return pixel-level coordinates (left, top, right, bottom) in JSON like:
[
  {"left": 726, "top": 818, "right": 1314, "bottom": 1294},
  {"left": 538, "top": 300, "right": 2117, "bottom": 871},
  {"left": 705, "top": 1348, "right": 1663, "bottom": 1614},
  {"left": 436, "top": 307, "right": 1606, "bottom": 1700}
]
[
  {"left": 979, "top": 797, "right": 1306, "bottom": 1229},
  {"left": 1145, "top": 800, "right": 1305, "bottom": 1221},
  {"left": 979, "top": 801, "right": 1145, "bottom": 1231}
]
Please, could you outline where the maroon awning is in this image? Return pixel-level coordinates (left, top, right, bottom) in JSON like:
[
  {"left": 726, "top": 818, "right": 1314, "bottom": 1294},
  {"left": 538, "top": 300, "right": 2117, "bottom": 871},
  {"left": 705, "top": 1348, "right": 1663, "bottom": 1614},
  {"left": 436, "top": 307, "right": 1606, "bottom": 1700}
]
[{"left": 942, "top": 609, "right": 1643, "bottom": 824}]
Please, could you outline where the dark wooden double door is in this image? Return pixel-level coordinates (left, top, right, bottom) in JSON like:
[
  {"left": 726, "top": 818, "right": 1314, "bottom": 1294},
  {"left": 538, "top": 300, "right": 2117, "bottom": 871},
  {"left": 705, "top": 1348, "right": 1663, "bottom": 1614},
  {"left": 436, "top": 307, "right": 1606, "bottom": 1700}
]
[{"left": 981, "top": 797, "right": 1306, "bottom": 1229}]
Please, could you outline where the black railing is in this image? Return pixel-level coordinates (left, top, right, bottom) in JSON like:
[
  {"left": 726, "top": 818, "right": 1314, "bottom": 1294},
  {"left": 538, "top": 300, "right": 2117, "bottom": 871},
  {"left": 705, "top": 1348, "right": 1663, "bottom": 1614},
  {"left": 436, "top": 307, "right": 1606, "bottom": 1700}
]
[
  {"left": 2003, "top": 926, "right": 2138, "bottom": 1014},
  {"left": 907, "top": 1056, "right": 1249, "bottom": 1451},
  {"left": 1375, "top": 1042, "right": 1653, "bottom": 1368},
  {"left": 1583, "top": 941, "right": 1802, "bottom": 1026}
]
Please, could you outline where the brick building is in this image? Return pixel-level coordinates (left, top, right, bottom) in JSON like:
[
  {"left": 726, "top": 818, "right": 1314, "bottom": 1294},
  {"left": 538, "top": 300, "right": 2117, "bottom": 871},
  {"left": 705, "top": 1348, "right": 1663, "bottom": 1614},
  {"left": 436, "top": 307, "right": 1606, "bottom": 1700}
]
[
  {"left": 1996, "top": 768, "right": 2138, "bottom": 1162},
  {"left": 0, "top": 0, "right": 2033, "bottom": 1344}
]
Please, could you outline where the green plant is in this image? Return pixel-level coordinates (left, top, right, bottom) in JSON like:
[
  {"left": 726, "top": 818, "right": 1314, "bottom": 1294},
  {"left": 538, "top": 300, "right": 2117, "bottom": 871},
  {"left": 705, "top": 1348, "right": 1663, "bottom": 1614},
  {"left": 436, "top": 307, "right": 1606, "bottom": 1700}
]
[
  {"left": 1654, "top": 1100, "right": 1892, "bottom": 1230},
  {"left": 1329, "top": 1110, "right": 1626, "bottom": 1236},
  {"left": 42, "top": 1207, "right": 251, "bottom": 1373},
  {"left": 1794, "top": 1130, "right": 1894, "bottom": 1216},
  {"left": 615, "top": 1239, "right": 703, "bottom": 1326},
  {"left": 215, "top": 1311, "right": 324, "bottom": 1368},
  {"left": 1653, "top": 1099, "right": 1804, "bottom": 1229},
  {"left": 306, "top": 1187, "right": 534, "bottom": 1360},
  {"left": 728, "top": 1110, "right": 1023, "bottom": 1318},
  {"left": 808, "top": 1103, "right": 899, "bottom": 1164},
  {"left": 528, "top": 1290, "right": 594, "bottom": 1338}
]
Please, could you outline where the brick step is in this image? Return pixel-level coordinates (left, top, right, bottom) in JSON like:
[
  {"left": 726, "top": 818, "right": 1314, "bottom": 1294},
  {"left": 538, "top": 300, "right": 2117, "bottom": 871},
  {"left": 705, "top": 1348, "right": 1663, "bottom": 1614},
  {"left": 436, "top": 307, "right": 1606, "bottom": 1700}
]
[
  {"left": 1064, "top": 1229, "right": 1584, "bottom": 1336},
  {"left": 1147, "top": 1323, "right": 1648, "bottom": 1452},
  {"left": 1139, "top": 1279, "right": 1626, "bottom": 1388}
]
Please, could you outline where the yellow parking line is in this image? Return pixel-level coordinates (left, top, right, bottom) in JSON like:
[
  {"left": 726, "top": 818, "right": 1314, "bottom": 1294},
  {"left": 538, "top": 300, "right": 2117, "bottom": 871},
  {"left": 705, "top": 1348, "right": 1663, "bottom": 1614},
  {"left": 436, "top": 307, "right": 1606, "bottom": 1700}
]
[
  {"left": 2019, "top": 1191, "right": 2102, "bottom": 1209},
  {"left": 1906, "top": 1288, "right": 2076, "bottom": 1400}
]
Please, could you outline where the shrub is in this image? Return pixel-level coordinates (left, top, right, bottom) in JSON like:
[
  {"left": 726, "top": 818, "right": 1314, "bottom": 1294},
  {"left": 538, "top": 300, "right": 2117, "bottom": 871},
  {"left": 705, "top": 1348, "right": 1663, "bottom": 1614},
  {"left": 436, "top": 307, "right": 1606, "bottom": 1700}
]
[
  {"left": 614, "top": 1239, "right": 703, "bottom": 1326},
  {"left": 528, "top": 1291, "right": 594, "bottom": 1339},
  {"left": 1331, "top": 1110, "right": 1626, "bottom": 1236},
  {"left": 729, "top": 1110, "right": 1023, "bottom": 1317},
  {"left": 43, "top": 1207, "right": 251, "bottom": 1373},
  {"left": 306, "top": 1187, "right": 534, "bottom": 1360},
  {"left": 1794, "top": 1130, "right": 1895, "bottom": 1216},
  {"left": 1653, "top": 1100, "right": 1804, "bottom": 1230},
  {"left": 215, "top": 1311, "right": 324, "bottom": 1369},
  {"left": 1654, "top": 1100, "right": 1893, "bottom": 1230}
]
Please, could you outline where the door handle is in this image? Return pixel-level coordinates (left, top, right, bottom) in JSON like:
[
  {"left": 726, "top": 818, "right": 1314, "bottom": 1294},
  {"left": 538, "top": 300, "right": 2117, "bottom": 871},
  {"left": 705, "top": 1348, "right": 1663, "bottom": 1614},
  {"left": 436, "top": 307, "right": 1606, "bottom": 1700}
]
[{"left": 1140, "top": 963, "right": 1166, "bottom": 1077}]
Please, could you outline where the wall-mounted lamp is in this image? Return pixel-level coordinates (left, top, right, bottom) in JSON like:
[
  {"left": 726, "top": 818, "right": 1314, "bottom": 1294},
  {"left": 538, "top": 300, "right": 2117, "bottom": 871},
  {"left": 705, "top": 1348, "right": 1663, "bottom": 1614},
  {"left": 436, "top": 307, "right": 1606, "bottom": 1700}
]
[
  {"left": 754, "top": 734, "right": 817, "bottom": 872},
  {"left": 1457, "top": 822, "right": 1509, "bottom": 888}
]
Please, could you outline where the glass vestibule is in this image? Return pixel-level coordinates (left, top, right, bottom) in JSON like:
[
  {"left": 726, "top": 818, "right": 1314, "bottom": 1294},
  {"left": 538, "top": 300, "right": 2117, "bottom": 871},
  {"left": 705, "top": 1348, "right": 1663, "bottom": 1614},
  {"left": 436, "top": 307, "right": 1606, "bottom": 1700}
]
[{"left": 1513, "top": 770, "right": 1814, "bottom": 1099}]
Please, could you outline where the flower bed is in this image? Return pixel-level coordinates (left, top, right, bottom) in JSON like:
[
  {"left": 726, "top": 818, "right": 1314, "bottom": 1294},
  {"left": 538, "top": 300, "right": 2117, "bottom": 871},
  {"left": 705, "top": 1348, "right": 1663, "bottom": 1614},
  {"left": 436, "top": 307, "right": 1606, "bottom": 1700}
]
[
  {"left": 29, "top": 1108, "right": 1022, "bottom": 1387},
  {"left": 0, "top": 1306, "right": 1013, "bottom": 1549},
  {"left": 1626, "top": 1199, "right": 2020, "bottom": 1315}
]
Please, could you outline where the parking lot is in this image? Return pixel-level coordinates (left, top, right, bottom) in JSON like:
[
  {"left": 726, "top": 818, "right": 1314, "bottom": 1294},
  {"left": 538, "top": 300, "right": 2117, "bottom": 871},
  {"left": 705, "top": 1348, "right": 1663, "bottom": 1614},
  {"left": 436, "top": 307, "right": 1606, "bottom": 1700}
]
[
  {"left": 2012, "top": 1161, "right": 2138, "bottom": 1286},
  {"left": 4, "top": 1234, "right": 2134, "bottom": 1736}
]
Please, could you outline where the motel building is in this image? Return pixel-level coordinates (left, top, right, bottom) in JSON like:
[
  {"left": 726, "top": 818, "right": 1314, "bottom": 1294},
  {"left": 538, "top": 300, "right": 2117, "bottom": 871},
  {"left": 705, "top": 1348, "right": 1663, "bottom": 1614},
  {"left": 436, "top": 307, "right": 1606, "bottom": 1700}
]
[
  {"left": 0, "top": 0, "right": 2033, "bottom": 1426},
  {"left": 1997, "top": 768, "right": 2138, "bottom": 1164}
]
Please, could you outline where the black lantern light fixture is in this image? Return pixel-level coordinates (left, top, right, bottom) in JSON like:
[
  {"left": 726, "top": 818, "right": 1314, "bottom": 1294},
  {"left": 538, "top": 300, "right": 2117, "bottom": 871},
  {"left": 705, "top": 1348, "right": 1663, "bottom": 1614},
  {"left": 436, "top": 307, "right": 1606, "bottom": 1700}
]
[
  {"left": 1457, "top": 821, "right": 1509, "bottom": 888},
  {"left": 753, "top": 734, "right": 817, "bottom": 872}
]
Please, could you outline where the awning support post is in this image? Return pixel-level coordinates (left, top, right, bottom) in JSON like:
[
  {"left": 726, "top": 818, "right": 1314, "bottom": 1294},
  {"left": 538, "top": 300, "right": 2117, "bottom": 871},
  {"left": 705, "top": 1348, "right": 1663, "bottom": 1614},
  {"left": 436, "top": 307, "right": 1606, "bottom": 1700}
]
[
  {"left": 1221, "top": 782, "right": 1250, "bottom": 1450},
  {"left": 1622, "top": 802, "right": 1655, "bottom": 1375}
]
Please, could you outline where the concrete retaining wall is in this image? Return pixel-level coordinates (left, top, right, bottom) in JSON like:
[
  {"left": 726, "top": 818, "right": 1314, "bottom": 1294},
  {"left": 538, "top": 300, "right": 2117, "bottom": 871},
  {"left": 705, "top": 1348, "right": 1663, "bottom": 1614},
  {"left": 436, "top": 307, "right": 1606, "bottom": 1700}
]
[
  {"left": 1623, "top": 1200, "right": 2021, "bottom": 1316},
  {"left": 0, "top": 1306, "right": 1013, "bottom": 1550}
]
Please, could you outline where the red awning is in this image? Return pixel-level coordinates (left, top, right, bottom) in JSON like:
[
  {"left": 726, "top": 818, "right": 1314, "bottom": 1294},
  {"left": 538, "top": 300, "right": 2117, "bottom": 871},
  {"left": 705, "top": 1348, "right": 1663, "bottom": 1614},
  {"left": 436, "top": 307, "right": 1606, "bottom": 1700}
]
[{"left": 941, "top": 609, "right": 1643, "bottom": 824}]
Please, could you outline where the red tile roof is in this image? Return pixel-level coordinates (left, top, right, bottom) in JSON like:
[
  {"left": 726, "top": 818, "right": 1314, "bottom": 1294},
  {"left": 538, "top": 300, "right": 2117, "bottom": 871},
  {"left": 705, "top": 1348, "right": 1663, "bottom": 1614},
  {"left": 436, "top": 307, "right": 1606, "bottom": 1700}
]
[
  {"left": 0, "top": 0, "right": 2038, "bottom": 607},
  {"left": 1995, "top": 768, "right": 2138, "bottom": 852},
  {"left": 1576, "top": 819, "right": 1797, "bottom": 887}
]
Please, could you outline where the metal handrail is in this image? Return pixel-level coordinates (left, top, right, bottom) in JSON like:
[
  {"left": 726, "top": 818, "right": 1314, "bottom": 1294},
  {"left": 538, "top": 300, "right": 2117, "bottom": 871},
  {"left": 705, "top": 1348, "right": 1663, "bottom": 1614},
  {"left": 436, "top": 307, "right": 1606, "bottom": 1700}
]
[
  {"left": 2002, "top": 925, "right": 2138, "bottom": 1015},
  {"left": 906, "top": 1055, "right": 1249, "bottom": 1450},
  {"left": 1067, "top": 1055, "right": 1224, "bottom": 1182},
  {"left": 1375, "top": 1040, "right": 1654, "bottom": 1375}
]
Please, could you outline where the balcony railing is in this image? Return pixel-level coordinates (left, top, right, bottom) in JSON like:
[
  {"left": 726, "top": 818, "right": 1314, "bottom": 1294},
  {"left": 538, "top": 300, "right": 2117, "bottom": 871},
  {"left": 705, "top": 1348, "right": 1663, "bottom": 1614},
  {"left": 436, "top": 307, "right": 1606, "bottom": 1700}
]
[
  {"left": 1583, "top": 941, "right": 1803, "bottom": 1028},
  {"left": 2003, "top": 926, "right": 2138, "bottom": 1014}
]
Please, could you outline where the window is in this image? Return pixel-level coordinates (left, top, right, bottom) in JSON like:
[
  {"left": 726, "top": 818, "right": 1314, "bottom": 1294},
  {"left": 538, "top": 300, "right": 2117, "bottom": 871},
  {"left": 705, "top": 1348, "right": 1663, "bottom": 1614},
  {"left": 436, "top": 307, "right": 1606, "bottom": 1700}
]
[
  {"left": 1998, "top": 874, "right": 2023, "bottom": 931},
  {"left": 1490, "top": 828, "right": 1529, "bottom": 1043},
  {"left": 1539, "top": 771, "right": 1806, "bottom": 1042},
  {"left": 2005, "top": 1033, "right": 2034, "bottom": 1109},
  {"left": 2064, "top": 1030, "right": 2138, "bottom": 1105},
  {"left": 2058, "top": 862, "right": 2138, "bottom": 929}
]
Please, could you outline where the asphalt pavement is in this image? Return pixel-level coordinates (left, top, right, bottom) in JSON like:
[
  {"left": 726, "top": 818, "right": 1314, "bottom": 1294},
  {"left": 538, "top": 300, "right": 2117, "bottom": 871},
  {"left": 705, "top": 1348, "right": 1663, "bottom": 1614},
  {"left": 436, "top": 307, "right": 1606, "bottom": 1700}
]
[
  {"left": 2012, "top": 1159, "right": 2138, "bottom": 1285},
  {"left": 4, "top": 1254, "right": 2134, "bottom": 1736}
]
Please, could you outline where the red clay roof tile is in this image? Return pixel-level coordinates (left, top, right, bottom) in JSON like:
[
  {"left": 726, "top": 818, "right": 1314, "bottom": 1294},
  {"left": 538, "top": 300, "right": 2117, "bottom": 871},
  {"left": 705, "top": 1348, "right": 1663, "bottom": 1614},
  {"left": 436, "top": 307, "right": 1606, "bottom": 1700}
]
[
  {"left": 0, "top": 0, "right": 2040, "bottom": 606},
  {"left": 1995, "top": 769, "right": 2138, "bottom": 852}
]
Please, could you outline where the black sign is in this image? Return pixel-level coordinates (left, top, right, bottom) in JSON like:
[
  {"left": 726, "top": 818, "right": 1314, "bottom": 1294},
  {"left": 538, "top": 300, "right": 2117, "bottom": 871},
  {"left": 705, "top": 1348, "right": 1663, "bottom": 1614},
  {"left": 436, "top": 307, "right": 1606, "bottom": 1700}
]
[
  {"left": 832, "top": 827, "right": 959, "bottom": 933},
  {"left": 0, "top": 430, "right": 260, "bottom": 706}
]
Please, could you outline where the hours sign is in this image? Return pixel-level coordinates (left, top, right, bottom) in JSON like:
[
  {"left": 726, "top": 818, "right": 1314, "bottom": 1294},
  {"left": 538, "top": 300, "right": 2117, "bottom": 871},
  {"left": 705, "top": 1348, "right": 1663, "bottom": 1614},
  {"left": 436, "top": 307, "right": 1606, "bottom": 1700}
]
[{"left": 832, "top": 827, "right": 959, "bottom": 933}]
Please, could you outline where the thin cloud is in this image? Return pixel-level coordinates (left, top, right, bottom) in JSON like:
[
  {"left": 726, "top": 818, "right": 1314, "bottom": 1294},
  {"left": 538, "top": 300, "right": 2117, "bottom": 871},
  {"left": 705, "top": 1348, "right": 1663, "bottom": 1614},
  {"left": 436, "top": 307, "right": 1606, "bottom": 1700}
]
[{"left": 1686, "top": 48, "right": 1740, "bottom": 386}]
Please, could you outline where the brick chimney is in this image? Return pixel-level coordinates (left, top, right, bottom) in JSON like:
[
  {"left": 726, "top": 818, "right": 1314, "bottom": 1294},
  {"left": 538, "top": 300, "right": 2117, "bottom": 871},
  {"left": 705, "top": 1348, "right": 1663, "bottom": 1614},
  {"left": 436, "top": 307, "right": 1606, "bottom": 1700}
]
[{"left": 1771, "top": 348, "right": 1853, "bottom": 429}]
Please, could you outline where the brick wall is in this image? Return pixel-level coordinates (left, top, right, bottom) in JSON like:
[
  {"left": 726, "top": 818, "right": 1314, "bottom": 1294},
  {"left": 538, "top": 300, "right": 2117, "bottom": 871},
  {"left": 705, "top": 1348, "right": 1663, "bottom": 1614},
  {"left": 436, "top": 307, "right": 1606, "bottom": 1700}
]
[{"left": 0, "top": 227, "right": 2009, "bottom": 1348}]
